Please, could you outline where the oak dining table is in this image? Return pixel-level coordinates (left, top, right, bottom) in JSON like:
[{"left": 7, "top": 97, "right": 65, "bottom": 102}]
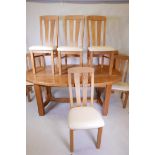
[{"left": 26, "top": 64, "right": 122, "bottom": 116}]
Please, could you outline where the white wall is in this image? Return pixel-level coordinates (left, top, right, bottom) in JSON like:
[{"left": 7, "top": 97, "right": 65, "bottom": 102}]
[{"left": 26, "top": 2, "right": 129, "bottom": 63}]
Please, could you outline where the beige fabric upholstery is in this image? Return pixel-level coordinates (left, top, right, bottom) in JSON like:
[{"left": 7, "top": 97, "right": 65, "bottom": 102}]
[
  {"left": 88, "top": 46, "right": 116, "bottom": 52},
  {"left": 57, "top": 46, "right": 83, "bottom": 52},
  {"left": 68, "top": 106, "right": 104, "bottom": 130},
  {"left": 112, "top": 82, "right": 129, "bottom": 91},
  {"left": 29, "top": 46, "right": 55, "bottom": 53},
  {"left": 26, "top": 81, "right": 33, "bottom": 86}
]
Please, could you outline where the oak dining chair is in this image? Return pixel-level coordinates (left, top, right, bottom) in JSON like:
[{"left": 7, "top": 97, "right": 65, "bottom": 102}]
[
  {"left": 29, "top": 16, "right": 59, "bottom": 75},
  {"left": 26, "top": 52, "right": 46, "bottom": 102},
  {"left": 68, "top": 67, "right": 104, "bottom": 152},
  {"left": 112, "top": 54, "right": 129, "bottom": 108},
  {"left": 57, "top": 15, "right": 85, "bottom": 75},
  {"left": 87, "top": 15, "right": 117, "bottom": 75}
]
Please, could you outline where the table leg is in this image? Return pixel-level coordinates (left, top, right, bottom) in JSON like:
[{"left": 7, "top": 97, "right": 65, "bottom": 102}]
[
  {"left": 96, "top": 87, "right": 104, "bottom": 105},
  {"left": 45, "top": 86, "right": 53, "bottom": 100},
  {"left": 34, "top": 84, "right": 45, "bottom": 116},
  {"left": 103, "top": 84, "right": 112, "bottom": 115}
]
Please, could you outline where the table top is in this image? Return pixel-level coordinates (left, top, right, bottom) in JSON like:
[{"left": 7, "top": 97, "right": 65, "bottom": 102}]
[{"left": 26, "top": 65, "right": 122, "bottom": 87}]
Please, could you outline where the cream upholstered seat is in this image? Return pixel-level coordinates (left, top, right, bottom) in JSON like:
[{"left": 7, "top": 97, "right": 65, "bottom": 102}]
[
  {"left": 68, "top": 106, "right": 104, "bottom": 130},
  {"left": 88, "top": 46, "right": 116, "bottom": 52},
  {"left": 57, "top": 46, "right": 83, "bottom": 52},
  {"left": 26, "top": 81, "right": 33, "bottom": 86},
  {"left": 68, "top": 67, "right": 104, "bottom": 152},
  {"left": 112, "top": 82, "right": 129, "bottom": 91},
  {"left": 29, "top": 45, "right": 56, "bottom": 52}
]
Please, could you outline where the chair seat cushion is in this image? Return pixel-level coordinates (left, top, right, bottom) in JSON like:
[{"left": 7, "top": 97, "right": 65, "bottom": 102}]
[
  {"left": 57, "top": 46, "right": 83, "bottom": 52},
  {"left": 88, "top": 46, "right": 116, "bottom": 52},
  {"left": 26, "top": 81, "right": 33, "bottom": 86},
  {"left": 68, "top": 106, "right": 104, "bottom": 130},
  {"left": 29, "top": 46, "right": 56, "bottom": 53},
  {"left": 112, "top": 82, "right": 129, "bottom": 91}
]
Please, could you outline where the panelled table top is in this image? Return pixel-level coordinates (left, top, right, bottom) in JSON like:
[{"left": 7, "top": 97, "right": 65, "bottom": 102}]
[{"left": 26, "top": 65, "right": 122, "bottom": 86}]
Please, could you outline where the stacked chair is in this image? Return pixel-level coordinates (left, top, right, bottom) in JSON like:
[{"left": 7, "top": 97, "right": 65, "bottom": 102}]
[{"left": 112, "top": 54, "right": 129, "bottom": 108}]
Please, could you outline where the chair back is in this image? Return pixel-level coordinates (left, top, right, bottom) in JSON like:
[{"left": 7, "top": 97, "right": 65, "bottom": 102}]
[
  {"left": 114, "top": 55, "right": 129, "bottom": 82},
  {"left": 63, "top": 15, "right": 85, "bottom": 47},
  {"left": 68, "top": 67, "right": 94, "bottom": 108},
  {"left": 87, "top": 16, "right": 106, "bottom": 47},
  {"left": 40, "top": 16, "right": 59, "bottom": 47}
]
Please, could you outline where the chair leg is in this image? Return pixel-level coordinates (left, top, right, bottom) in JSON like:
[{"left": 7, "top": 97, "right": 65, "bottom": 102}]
[
  {"left": 30, "top": 52, "right": 36, "bottom": 74},
  {"left": 26, "top": 86, "right": 32, "bottom": 102},
  {"left": 27, "top": 92, "right": 31, "bottom": 102},
  {"left": 38, "top": 57, "right": 41, "bottom": 67},
  {"left": 41, "top": 55, "right": 45, "bottom": 67},
  {"left": 56, "top": 57, "right": 59, "bottom": 71},
  {"left": 70, "top": 129, "right": 74, "bottom": 152},
  {"left": 123, "top": 91, "right": 129, "bottom": 108},
  {"left": 98, "top": 57, "right": 100, "bottom": 66},
  {"left": 121, "top": 92, "right": 124, "bottom": 99},
  {"left": 87, "top": 51, "right": 89, "bottom": 65},
  {"left": 80, "top": 52, "right": 83, "bottom": 66},
  {"left": 65, "top": 55, "right": 67, "bottom": 66},
  {"left": 54, "top": 51, "right": 59, "bottom": 71},
  {"left": 111, "top": 90, "right": 115, "bottom": 93},
  {"left": 109, "top": 53, "right": 114, "bottom": 75},
  {"left": 96, "top": 88, "right": 104, "bottom": 105},
  {"left": 96, "top": 127, "right": 103, "bottom": 149},
  {"left": 30, "top": 86, "right": 33, "bottom": 93},
  {"left": 101, "top": 56, "right": 103, "bottom": 68},
  {"left": 58, "top": 52, "right": 62, "bottom": 75},
  {"left": 51, "top": 52, "right": 54, "bottom": 75},
  {"left": 102, "top": 56, "right": 104, "bottom": 66},
  {"left": 90, "top": 52, "right": 93, "bottom": 67}
]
